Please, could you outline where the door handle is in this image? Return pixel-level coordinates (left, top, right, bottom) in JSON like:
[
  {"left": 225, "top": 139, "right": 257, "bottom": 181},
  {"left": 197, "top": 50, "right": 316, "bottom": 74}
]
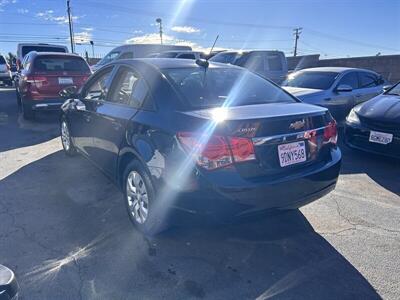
[{"left": 111, "top": 121, "right": 122, "bottom": 130}]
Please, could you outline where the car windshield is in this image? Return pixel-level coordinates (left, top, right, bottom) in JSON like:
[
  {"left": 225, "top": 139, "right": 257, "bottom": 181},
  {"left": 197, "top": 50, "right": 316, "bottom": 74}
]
[
  {"left": 98, "top": 51, "right": 120, "bottom": 65},
  {"left": 163, "top": 67, "right": 295, "bottom": 109},
  {"left": 22, "top": 46, "right": 66, "bottom": 57},
  {"left": 33, "top": 56, "right": 90, "bottom": 72},
  {"left": 284, "top": 71, "right": 339, "bottom": 90},
  {"left": 386, "top": 82, "right": 400, "bottom": 96}
]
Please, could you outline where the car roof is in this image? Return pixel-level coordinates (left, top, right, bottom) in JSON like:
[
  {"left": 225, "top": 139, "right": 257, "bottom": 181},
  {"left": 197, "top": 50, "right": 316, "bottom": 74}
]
[
  {"left": 217, "top": 50, "right": 284, "bottom": 54},
  {"left": 29, "top": 52, "right": 83, "bottom": 58},
  {"left": 299, "top": 67, "right": 375, "bottom": 73},
  {"left": 120, "top": 58, "right": 240, "bottom": 70}
]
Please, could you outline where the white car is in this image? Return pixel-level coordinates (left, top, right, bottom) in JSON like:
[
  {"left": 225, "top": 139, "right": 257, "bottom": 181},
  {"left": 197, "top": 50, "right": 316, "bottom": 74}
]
[{"left": 0, "top": 55, "right": 12, "bottom": 86}]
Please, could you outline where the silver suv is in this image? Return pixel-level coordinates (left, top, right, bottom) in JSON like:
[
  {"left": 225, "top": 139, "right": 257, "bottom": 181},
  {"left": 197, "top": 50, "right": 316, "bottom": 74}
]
[{"left": 0, "top": 55, "right": 12, "bottom": 86}]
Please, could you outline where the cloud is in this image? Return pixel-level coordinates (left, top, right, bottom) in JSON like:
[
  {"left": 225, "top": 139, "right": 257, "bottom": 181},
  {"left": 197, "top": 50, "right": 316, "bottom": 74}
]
[
  {"left": 81, "top": 27, "right": 94, "bottom": 32},
  {"left": 171, "top": 26, "right": 200, "bottom": 34},
  {"left": 73, "top": 31, "right": 92, "bottom": 44},
  {"left": 0, "top": 0, "right": 17, "bottom": 11},
  {"left": 36, "top": 10, "right": 81, "bottom": 24},
  {"left": 17, "top": 8, "right": 28, "bottom": 14}
]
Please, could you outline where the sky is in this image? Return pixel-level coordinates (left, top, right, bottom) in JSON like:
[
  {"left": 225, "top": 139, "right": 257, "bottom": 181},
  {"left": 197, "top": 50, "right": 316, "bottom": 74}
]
[{"left": 0, "top": 0, "right": 399, "bottom": 59}]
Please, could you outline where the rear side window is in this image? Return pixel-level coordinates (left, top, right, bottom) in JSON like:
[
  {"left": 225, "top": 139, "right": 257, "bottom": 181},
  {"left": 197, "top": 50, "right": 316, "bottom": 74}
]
[
  {"left": 359, "top": 72, "right": 380, "bottom": 88},
  {"left": 109, "top": 67, "right": 139, "bottom": 105},
  {"left": 242, "top": 53, "right": 265, "bottom": 72},
  {"left": 157, "top": 52, "right": 178, "bottom": 58},
  {"left": 339, "top": 72, "right": 359, "bottom": 89},
  {"left": 210, "top": 52, "right": 241, "bottom": 64},
  {"left": 177, "top": 53, "right": 196, "bottom": 59},
  {"left": 0, "top": 56, "right": 6, "bottom": 64},
  {"left": 84, "top": 67, "right": 113, "bottom": 101},
  {"left": 119, "top": 52, "right": 134, "bottom": 59},
  {"left": 267, "top": 55, "right": 283, "bottom": 71},
  {"left": 22, "top": 46, "right": 66, "bottom": 57},
  {"left": 33, "top": 56, "right": 90, "bottom": 73}
]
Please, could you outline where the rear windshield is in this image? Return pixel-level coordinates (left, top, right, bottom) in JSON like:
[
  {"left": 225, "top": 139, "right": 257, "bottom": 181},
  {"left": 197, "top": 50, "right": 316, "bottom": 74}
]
[
  {"left": 22, "top": 46, "right": 67, "bottom": 57},
  {"left": 284, "top": 71, "right": 339, "bottom": 90},
  {"left": 33, "top": 56, "right": 90, "bottom": 73},
  {"left": 163, "top": 67, "right": 295, "bottom": 109},
  {"left": 0, "top": 56, "right": 6, "bottom": 64}
]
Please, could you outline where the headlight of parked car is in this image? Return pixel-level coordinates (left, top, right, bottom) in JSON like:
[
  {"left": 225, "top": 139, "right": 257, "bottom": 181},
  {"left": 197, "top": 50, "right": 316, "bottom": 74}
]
[{"left": 346, "top": 109, "right": 360, "bottom": 124}]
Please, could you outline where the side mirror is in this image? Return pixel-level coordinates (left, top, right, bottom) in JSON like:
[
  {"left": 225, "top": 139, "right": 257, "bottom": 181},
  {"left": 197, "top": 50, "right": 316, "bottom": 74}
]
[
  {"left": 383, "top": 85, "right": 392, "bottom": 92},
  {"left": 0, "top": 265, "right": 19, "bottom": 299},
  {"left": 59, "top": 85, "right": 78, "bottom": 99},
  {"left": 336, "top": 84, "right": 353, "bottom": 93}
]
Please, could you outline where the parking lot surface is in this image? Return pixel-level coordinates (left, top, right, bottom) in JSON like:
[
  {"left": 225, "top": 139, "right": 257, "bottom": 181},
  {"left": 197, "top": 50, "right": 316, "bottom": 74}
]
[{"left": 0, "top": 87, "right": 399, "bottom": 299}]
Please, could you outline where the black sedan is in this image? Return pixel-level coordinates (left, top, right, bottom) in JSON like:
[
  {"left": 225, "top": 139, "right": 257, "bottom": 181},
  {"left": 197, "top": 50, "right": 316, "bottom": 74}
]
[
  {"left": 345, "top": 81, "right": 400, "bottom": 159},
  {"left": 60, "top": 58, "right": 341, "bottom": 235}
]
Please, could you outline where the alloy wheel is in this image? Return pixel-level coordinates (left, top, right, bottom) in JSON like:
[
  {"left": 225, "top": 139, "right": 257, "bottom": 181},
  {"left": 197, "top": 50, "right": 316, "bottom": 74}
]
[{"left": 126, "top": 171, "right": 149, "bottom": 224}]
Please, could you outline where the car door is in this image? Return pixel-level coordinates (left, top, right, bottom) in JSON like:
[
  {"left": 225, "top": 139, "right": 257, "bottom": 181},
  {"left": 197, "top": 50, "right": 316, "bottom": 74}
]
[
  {"left": 68, "top": 66, "right": 114, "bottom": 158},
  {"left": 356, "top": 71, "right": 383, "bottom": 104},
  {"left": 329, "top": 71, "right": 359, "bottom": 121},
  {"left": 90, "top": 65, "right": 149, "bottom": 177}
]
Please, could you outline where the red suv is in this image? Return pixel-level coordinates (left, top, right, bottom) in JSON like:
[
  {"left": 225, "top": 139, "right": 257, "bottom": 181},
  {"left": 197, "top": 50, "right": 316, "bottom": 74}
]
[{"left": 16, "top": 52, "right": 91, "bottom": 119}]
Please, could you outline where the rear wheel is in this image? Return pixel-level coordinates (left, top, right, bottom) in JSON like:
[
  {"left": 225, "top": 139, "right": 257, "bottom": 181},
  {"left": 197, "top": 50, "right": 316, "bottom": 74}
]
[
  {"left": 60, "top": 118, "right": 76, "bottom": 156},
  {"left": 123, "top": 160, "right": 169, "bottom": 236}
]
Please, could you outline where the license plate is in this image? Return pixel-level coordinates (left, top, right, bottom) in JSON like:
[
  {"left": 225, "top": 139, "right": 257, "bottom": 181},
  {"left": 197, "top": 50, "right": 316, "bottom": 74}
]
[
  {"left": 369, "top": 130, "right": 393, "bottom": 145},
  {"left": 58, "top": 77, "right": 73, "bottom": 85},
  {"left": 278, "top": 141, "right": 307, "bottom": 167}
]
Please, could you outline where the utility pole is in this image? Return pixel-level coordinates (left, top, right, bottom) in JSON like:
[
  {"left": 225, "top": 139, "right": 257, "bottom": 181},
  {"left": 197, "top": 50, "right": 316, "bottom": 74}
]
[
  {"left": 90, "top": 40, "right": 95, "bottom": 58},
  {"left": 293, "top": 27, "right": 302, "bottom": 57},
  {"left": 67, "top": 0, "right": 75, "bottom": 53},
  {"left": 156, "top": 18, "right": 163, "bottom": 44}
]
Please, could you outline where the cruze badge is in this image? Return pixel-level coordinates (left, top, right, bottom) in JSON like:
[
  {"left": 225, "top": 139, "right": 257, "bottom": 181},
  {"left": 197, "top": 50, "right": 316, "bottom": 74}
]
[{"left": 289, "top": 120, "right": 305, "bottom": 130}]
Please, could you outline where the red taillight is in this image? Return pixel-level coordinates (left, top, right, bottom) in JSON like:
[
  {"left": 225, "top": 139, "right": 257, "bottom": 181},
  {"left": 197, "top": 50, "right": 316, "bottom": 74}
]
[
  {"left": 26, "top": 75, "right": 48, "bottom": 87},
  {"left": 323, "top": 120, "right": 338, "bottom": 145},
  {"left": 228, "top": 137, "right": 256, "bottom": 162},
  {"left": 177, "top": 132, "right": 255, "bottom": 170}
]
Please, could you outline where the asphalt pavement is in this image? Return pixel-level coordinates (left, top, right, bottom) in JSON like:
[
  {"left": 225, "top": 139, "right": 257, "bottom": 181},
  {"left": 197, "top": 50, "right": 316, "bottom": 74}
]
[{"left": 0, "top": 87, "right": 399, "bottom": 299}]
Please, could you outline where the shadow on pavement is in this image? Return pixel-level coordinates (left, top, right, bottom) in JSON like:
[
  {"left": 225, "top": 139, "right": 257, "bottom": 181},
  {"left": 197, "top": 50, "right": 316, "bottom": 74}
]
[
  {"left": 0, "top": 88, "right": 60, "bottom": 152},
  {"left": 338, "top": 131, "right": 400, "bottom": 196},
  {"left": 0, "top": 151, "right": 381, "bottom": 299}
]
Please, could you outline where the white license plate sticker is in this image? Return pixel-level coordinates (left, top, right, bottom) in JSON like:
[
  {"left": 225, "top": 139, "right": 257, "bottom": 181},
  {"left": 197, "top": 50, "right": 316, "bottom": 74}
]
[
  {"left": 369, "top": 131, "right": 393, "bottom": 145},
  {"left": 58, "top": 77, "right": 73, "bottom": 85},
  {"left": 278, "top": 141, "right": 307, "bottom": 167}
]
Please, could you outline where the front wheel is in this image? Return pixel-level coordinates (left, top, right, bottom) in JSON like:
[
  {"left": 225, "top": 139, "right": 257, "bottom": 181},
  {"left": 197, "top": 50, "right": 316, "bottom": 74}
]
[
  {"left": 123, "top": 160, "right": 169, "bottom": 236},
  {"left": 60, "top": 118, "right": 76, "bottom": 156}
]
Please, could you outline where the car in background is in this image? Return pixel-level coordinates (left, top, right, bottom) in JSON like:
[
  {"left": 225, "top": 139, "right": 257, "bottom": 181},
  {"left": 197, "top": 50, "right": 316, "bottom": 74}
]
[
  {"left": 16, "top": 43, "right": 68, "bottom": 70},
  {"left": 91, "top": 44, "right": 192, "bottom": 72},
  {"left": 283, "top": 67, "right": 386, "bottom": 122},
  {"left": 0, "top": 54, "right": 12, "bottom": 86},
  {"left": 210, "top": 50, "right": 288, "bottom": 84},
  {"left": 16, "top": 52, "right": 91, "bottom": 119},
  {"left": 345, "top": 81, "right": 400, "bottom": 159},
  {"left": 154, "top": 50, "right": 205, "bottom": 60},
  {"left": 59, "top": 58, "right": 341, "bottom": 235}
]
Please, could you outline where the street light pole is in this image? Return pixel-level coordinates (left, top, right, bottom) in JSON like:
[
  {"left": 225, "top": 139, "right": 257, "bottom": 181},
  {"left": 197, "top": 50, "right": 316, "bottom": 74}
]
[
  {"left": 67, "top": 0, "right": 75, "bottom": 53},
  {"left": 156, "top": 18, "right": 163, "bottom": 44}
]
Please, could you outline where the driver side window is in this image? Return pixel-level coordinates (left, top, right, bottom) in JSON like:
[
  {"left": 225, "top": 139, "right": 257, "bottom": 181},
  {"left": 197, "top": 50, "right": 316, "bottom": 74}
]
[{"left": 84, "top": 67, "right": 113, "bottom": 101}]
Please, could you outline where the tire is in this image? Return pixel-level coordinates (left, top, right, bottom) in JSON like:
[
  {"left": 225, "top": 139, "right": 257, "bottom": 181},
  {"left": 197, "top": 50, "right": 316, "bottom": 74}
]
[
  {"left": 60, "top": 117, "right": 77, "bottom": 156},
  {"left": 22, "top": 103, "right": 35, "bottom": 120},
  {"left": 123, "top": 160, "right": 169, "bottom": 236}
]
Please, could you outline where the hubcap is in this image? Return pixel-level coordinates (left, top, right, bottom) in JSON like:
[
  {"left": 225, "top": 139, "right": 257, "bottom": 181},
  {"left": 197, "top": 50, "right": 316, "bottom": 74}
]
[
  {"left": 61, "top": 121, "right": 70, "bottom": 151},
  {"left": 126, "top": 171, "right": 149, "bottom": 224}
]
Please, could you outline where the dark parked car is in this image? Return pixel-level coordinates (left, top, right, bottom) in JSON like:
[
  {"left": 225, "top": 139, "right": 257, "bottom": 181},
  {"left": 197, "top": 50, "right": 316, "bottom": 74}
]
[
  {"left": 16, "top": 52, "right": 91, "bottom": 119},
  {"left": 59, "top": 58, "right": 341, "bottom": 235},
  {"left": 345, "top": 81, "right": 400, "bottom": 159}
]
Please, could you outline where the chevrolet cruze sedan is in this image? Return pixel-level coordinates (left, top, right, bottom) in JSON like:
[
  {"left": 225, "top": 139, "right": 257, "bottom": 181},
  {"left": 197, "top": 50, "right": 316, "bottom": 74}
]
[
  {"left": 283, "top": 67, "right": 386, "bottom": 122},
  {"left": 60, "top": 58, "right": 341, "bottom": 235},
  {"left": 345, "top": 81, "right": 400, "bottom": 159}
]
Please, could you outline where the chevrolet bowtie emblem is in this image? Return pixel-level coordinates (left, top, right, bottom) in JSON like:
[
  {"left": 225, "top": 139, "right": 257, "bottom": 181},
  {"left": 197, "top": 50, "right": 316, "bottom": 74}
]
[{"left": 289, "top": 120, "right": 305, "bottom": 130}]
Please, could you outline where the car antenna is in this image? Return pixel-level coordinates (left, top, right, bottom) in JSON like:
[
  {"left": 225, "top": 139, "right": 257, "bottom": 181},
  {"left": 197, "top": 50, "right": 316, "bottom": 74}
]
[{"left": 195, "top": 35, "right": 219, "bottom": 68}]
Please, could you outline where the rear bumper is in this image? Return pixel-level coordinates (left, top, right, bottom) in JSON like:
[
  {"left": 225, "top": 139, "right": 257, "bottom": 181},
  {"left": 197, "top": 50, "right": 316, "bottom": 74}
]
[
  {"left": 345, "top": 121, "right": 400, "bottom": 159},
  {"left": 23, "top": 99, "right": 65, "bottom": 111},
  {"left": 172, "top": 148, "right": 341, "bottom": 217}
]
